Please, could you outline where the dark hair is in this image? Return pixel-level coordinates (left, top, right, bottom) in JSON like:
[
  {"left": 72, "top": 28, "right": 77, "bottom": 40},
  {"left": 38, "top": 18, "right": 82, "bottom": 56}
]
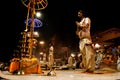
[
  {"left": 78, "top": 10, "right": 86, "bottom": 16},
  {"left": 78, "top": 10, "right": 84, "bottom": 13}
]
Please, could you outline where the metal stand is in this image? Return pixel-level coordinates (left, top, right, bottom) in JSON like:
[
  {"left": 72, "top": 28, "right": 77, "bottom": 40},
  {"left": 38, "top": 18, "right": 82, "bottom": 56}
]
[{"left": 11, "top": 0, "right": 48, "bottom": 75}]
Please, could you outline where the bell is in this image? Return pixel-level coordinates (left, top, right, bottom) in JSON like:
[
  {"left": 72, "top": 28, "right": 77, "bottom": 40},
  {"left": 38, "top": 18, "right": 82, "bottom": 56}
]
[
  {"left": 47, "top": 69, "right": 56, "bottom": 76},
  {"left": 47, "top": 67, "right": 56, "bottom": 76}
]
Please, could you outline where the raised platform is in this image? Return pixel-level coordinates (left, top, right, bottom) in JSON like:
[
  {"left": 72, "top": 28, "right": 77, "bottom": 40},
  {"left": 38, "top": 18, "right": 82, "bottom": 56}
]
[
  {"left": 9, "top": 57, "right": 43, "bottom": 74},
  {"left": 0, "top": 69, "right": 120, "bottom": 80}
]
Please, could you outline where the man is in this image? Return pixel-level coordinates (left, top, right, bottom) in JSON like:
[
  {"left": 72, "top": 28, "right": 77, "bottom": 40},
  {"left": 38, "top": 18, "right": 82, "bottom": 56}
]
[
  {"left": 48, "top": 45, "right": 54, "bottom": 69},
  {"left": 75, "top": 10, "right": 95, "bottom": 73},
  {"left": 68, "top": 55, "right": 73, "bottom": 69},
  {"left": 117, "top": 46, "right": 120, "bottom": 71}
]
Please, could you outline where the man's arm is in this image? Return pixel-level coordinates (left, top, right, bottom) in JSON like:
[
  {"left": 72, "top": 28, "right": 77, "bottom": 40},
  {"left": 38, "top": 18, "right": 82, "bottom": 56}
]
[
  {"left": 75, "top": 21, "right": 81, "bottom": 36},
  {"left": 76, "top": 18, "right": 90, "bottom": 28}
]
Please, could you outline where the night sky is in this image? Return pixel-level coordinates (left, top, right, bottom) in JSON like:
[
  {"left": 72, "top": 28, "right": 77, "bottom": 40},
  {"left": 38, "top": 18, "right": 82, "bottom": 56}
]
[{"left": 0, "top": 0, "right": 120, "bottom": 62}]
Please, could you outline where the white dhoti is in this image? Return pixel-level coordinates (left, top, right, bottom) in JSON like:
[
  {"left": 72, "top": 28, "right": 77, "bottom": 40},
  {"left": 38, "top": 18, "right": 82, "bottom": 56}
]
[{"left": 79, "top": 38, "right": 95, "bottom": 71}]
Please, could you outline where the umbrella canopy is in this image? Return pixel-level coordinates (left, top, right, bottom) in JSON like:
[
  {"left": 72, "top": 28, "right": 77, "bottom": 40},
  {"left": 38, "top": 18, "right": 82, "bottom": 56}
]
[{"left": 25, "top": 18, "right": 43, "bottom": 28}]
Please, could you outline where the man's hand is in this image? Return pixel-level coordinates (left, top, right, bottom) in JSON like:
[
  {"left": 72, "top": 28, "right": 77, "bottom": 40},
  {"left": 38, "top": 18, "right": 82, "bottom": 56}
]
[{"left": 75, "top": 21, "right": 80, "bottom": 27}]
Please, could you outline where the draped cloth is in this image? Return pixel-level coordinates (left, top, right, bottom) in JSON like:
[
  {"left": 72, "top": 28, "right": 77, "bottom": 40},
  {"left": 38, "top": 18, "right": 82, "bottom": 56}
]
[
  {"left": 79, "top": 38, "right": 95, "bottom": 71},
  {"left": 9, "top": 58, "right": 43, "bottom": 74}
]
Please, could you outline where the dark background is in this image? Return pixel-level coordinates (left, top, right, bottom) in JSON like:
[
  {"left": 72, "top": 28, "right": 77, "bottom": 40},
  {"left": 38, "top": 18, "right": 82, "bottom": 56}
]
[{"left": 0, "top": 0, "right": 120, "bottom": 62}]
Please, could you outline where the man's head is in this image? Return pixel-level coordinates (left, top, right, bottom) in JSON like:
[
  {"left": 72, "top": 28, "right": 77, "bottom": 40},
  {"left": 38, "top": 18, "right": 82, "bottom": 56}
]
[{"left": 78, "top": 10, "right": 85, "bottom": 18}]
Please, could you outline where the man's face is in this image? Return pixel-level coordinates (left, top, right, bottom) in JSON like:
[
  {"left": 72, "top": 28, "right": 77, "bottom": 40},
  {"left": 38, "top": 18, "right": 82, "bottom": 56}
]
[{"left": 78, "top": 12, "right": 83, "bottom": 18}]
